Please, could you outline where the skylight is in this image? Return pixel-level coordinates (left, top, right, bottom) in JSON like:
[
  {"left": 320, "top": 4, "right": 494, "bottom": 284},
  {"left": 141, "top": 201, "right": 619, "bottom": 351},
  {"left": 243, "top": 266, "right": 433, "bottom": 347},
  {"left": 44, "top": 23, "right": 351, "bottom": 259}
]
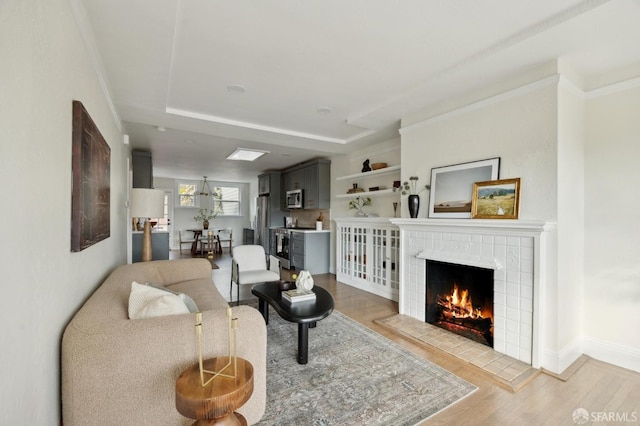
[{"left": 226, "top": 148, "right": 269, "bottom": 161}]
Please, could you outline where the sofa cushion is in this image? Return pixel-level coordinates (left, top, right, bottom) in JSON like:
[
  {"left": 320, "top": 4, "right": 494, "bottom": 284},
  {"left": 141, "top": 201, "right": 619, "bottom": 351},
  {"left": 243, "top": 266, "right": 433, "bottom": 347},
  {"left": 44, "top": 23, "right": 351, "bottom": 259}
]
[
  {"left": 240, "top": 269, "right": 281, "bottom": 284},
  {"left": 166, "top": 278, "right": 229, "bottom": 311},
  {"left": 146, "top": 283, "right": 199, "bottom": 313},
  {"left": 128, "top": 281, "right": 190, "bottom": 319}
]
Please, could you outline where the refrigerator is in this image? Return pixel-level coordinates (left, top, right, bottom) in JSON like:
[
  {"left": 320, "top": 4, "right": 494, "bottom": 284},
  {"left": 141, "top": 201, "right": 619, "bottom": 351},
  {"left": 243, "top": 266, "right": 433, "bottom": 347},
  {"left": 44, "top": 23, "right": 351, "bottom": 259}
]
[{"left": 256, "top": 193, "right": 286, "bottom": 254}]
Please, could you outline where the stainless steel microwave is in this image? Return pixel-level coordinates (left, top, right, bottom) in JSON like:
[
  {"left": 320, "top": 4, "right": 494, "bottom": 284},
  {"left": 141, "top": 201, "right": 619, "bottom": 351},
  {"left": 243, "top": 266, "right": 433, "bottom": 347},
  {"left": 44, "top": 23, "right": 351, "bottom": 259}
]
[{"left": 286, "top": 189, "right": 303, "bottom": 209}]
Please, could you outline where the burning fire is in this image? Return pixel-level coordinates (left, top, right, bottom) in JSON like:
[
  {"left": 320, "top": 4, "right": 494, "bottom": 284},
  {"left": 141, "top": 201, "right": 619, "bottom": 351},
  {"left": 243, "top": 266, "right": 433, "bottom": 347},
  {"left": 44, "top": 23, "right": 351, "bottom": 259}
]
[{"left": 438, "top": 284, "right": 488, "bottom": 319}]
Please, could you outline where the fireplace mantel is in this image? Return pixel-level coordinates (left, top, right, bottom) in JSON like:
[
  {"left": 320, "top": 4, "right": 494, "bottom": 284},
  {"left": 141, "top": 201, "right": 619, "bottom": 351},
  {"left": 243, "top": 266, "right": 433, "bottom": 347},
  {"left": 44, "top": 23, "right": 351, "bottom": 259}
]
[
  {"left": 390, "top": 217, "right": 560, "bottom": 371},
  {"left": 390, "top": 218, "right": 556, "bottom": 234}
]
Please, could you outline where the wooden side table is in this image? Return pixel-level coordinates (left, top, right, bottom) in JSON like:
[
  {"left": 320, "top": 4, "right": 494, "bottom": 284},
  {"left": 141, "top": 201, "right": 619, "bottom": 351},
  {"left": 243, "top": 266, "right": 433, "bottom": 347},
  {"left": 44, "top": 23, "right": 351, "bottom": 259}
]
[{"left": 176, "top": 357, "right": 253, "bottom": 425}]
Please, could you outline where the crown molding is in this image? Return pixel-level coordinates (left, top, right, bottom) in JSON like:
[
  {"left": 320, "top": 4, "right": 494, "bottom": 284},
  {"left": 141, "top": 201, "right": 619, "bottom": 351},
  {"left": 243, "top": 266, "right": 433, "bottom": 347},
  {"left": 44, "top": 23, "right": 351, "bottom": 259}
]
[
  {"left": 165, "top": 107, "right": 347, "bottom": 144},
  {"left": 586, "top": 76, "right": 640, "bottom": 99},
  {"left": 558, "top": 75, "right": 586, "bottom": 99},
  {"left": 398, "top": 70, "right": 640, "bottom": 136}
]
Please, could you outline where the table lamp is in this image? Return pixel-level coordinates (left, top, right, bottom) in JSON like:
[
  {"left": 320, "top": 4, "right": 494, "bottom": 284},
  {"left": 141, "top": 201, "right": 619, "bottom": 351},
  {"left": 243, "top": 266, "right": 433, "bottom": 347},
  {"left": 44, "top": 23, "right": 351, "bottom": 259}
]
[{"left": 130, "top": 188, "right": 165, "bottom": 262}]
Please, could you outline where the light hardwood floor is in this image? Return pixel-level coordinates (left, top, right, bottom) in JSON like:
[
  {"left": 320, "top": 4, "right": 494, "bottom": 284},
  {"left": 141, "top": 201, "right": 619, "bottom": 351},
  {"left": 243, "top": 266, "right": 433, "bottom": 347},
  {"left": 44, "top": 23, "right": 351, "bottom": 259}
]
[{"left": 173, "top": 250, "right": 640, "bottom": 425}]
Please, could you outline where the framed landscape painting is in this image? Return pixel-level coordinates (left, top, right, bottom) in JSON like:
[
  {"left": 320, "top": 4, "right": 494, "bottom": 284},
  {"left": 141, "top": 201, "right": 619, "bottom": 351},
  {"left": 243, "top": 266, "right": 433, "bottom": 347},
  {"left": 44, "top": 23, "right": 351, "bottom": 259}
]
[
  {"left": 428, "top": 157, "right": 500, "bottom": 218},
  {"left": 471, "top": 178, "right": 521, "bottom": 219}
]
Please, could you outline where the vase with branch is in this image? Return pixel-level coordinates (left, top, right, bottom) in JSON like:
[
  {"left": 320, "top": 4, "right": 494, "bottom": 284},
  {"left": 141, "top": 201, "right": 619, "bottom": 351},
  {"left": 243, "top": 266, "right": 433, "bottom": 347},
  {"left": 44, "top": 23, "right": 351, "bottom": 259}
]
[
  {"left": 194, "top": 208, "right": 218, "bottom": 229},
  {"left": 395, "top": 176, "right": 430, "bottom": 218},
  {"left": 348, "top": 196, "right": 372, "bottom": 217}
]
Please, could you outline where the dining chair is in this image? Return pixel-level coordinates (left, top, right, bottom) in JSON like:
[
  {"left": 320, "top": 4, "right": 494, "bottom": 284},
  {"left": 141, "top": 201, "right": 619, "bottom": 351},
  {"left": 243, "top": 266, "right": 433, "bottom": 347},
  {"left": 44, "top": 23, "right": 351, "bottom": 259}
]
[
  {"left": 199, "top": 231, "right": 220, "bottom": 257},
  {"left": 178, "top": 229, "right": 196, "bottom": 254},
  {"left": 216, "top": 228, "right": 233, "bottom": 253},
  {"left": 230, "top": 245, "right": 280, "bottom": 305}
]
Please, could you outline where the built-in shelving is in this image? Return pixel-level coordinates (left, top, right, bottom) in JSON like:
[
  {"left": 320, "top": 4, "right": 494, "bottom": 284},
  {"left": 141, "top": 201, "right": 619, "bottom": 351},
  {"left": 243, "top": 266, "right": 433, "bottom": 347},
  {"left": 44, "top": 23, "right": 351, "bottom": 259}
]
[
  {"left": 335, "top": 164, "right": 400, "bottom": 181},
  {"left": 335, "top": 218, "right": 400, "bottom": 301},
  {"left": 336, "top": 165, "right": 401, "bottom": 198},
  {"left": 336, "top": 188, "right": 396, "bottom": 198}
]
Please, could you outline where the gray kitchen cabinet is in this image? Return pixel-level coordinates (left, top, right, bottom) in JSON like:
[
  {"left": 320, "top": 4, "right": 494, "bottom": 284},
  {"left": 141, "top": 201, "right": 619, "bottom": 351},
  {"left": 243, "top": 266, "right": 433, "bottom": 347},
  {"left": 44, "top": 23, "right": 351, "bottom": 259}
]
[
  {"left": 281, "top": 159, "right": 331, "bottom": 209},
  {"left": 258, "top": 171, "right": 280, "bottom": 196},
  {"left": 132, "top": 231, "right": 169, "bottom": 263},
  {"left": 132, "top": 150, "right": 153, "bottom": 189},
  {"left": 289, "top": 231, "right": 330, "bottom": 274},
  {"left": 303, "top": 160, "right": 330, "bottom": 209},
  {"left": 284, "top": 169, "right": 304, "bottom": 191},
  {"left": 280, "top": 168, "right": 304, "bottom": 209},
  {"left": 243, "top": 228, "right": 255, "bottom": 245}
]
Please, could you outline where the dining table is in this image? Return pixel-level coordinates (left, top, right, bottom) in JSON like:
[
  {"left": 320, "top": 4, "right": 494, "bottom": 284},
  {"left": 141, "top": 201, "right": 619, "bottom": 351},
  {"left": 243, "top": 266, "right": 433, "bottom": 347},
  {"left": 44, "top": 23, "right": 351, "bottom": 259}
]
[
  {"left": 187, "top": 229, "right": 222, "bottom": 256},
  {"left": 186, "top": 229, "right": 203, "bottom": 255}
]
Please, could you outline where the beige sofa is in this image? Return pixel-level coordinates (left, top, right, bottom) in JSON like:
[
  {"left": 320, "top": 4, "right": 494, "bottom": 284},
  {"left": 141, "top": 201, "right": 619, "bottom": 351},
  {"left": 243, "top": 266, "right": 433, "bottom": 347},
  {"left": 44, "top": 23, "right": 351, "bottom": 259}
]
[{"left": 62, "top": 259, "right": 266, "bottom": 425}]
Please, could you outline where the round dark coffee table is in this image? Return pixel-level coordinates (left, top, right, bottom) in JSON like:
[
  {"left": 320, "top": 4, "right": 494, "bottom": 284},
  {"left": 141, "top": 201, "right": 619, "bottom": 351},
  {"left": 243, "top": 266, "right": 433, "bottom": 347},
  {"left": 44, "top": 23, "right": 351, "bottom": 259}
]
[{"left": 251, "top": 282, "right": 334, "bottom": 364}]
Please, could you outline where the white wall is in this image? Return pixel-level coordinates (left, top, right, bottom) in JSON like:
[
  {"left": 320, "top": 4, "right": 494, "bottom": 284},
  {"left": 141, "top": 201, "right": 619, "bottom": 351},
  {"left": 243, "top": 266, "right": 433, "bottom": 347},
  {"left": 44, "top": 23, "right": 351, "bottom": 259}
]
[
  {"left": 584, "top": 84, "right": 640, "bottom": 372},
  {"left": 399, "top": 72, "right": 640, "bottom": 372},
  {"left": 400, "top": 80, "right": 559, "bottom": 221},
  {"left": 0, "top": 1, "right": 129, "bottom": 423},
  {"left": 555, "top": 82, "right": 585, "bottom": 370}
]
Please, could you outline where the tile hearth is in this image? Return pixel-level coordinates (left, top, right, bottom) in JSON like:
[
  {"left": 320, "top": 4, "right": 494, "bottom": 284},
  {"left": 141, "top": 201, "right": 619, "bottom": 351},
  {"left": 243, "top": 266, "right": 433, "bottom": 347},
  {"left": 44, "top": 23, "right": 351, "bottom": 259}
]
[{"left": 375, "top": 314, "right": 540, "bottom": 392}]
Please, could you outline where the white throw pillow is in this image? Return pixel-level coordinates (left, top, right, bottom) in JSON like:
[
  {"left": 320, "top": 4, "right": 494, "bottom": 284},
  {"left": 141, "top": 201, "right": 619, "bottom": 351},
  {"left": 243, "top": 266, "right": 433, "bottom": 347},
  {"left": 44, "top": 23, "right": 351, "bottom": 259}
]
[
  {"left": 128, "top": 281, "right": 191, "bottom": 319},
  {"left": 145, "top": 283, "right": 199, "bottom": 313}
]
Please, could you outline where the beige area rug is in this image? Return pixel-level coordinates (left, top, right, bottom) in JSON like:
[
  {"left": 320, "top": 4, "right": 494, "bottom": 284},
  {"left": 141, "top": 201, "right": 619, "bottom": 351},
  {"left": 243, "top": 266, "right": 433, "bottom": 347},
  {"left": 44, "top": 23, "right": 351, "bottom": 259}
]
[
  {"left": 374, "top": 314, "right": 541, "bottom": 392},
  {"left": 256, "top": 309, "right": 477, "bottom": 425}
]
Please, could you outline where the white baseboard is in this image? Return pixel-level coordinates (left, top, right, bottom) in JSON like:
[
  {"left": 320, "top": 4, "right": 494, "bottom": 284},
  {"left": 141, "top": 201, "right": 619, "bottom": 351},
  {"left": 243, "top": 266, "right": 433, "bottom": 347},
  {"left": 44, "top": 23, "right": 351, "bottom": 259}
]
[
  {"left": 583, "top": 336, "right": 640, "bottom": 373},
  {"left": 336, "top": 273, "right": 398, "bottom": 302},
  {"left": 541, "top": 337, "right": 584, "bottom": 375}
]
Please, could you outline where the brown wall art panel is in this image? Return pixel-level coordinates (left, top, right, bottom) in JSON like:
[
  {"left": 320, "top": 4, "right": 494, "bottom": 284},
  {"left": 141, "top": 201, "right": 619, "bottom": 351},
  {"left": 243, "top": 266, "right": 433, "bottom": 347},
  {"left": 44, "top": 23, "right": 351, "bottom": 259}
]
[{"left": 71, "top": 100, "right": 111, "bottom": 252}]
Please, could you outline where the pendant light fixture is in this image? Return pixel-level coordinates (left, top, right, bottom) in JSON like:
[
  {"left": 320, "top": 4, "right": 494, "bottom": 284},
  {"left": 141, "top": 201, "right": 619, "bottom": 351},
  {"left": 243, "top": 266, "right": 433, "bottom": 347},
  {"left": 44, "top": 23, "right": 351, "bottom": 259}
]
[{"left": 199, "top": 176, "right": 213, "bottom": 196}]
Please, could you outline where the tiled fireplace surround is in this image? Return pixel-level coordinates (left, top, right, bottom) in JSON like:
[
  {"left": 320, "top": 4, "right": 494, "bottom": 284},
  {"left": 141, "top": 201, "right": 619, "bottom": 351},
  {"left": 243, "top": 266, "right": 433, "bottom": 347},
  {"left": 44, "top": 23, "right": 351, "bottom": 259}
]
[{"left": 390, "top": 219, "right": 557, "bottom": 369}]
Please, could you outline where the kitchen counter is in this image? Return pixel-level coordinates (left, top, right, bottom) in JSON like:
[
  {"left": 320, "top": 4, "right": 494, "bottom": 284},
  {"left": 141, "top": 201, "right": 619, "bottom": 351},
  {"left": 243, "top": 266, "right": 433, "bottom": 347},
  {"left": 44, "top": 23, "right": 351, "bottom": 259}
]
[
  {"left": 269, "top": 227, "right": 330, "bottom": 273},
  {"left": 132, "top": 231, "right": 169, "bottom": 262},
  {"left": 289, "top": 231, "right": 330, "bottom": 274},
  {"left": 270, "top": 227, "right": 330, "bottom": 233}
]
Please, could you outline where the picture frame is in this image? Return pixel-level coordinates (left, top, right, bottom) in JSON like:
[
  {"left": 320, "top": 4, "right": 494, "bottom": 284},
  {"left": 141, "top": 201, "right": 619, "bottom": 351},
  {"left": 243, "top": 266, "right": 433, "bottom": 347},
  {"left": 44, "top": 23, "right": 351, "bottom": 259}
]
[
  {"left": 471, "top": 178, "right": 521, "bottom": 219},
  {"left": 71, "top": 100, "right": 111, "bottom": 252},
  {"left": 428, "top": 157, "right": 500, "bottom": 218}
]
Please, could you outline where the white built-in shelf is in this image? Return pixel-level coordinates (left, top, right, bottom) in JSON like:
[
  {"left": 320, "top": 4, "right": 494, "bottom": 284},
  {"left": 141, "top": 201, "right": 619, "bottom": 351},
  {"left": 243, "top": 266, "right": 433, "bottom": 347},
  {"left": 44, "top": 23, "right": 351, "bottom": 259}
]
[
  {"left": 336, "top": 188, "right": 396, "bottom": 198},
  {"left": 335, "top": 165, "right": 400, "bottom": 181}
]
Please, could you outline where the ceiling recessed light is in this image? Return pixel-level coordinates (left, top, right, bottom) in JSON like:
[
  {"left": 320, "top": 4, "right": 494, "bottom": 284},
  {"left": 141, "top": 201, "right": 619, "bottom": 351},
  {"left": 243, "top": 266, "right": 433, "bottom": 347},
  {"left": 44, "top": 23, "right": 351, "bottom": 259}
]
[
  {"left": 316, "top": 107, "right": 333, "bottom": 115},
  {"left": 226, "top": 148, "right": 269, "bottom": 162},
  {"left": 156, "top": 126, "right": 167, "bottom": 132},
  {"left": 227, "top": 84, "right": 246, "bottom": 94}
]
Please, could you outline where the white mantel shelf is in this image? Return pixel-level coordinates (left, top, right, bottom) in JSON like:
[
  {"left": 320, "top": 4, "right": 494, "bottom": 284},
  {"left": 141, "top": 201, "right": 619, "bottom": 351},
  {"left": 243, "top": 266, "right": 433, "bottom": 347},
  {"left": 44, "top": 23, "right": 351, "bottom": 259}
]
[{"left": 390, "top": 218, "right": 557, "bottom": 233}]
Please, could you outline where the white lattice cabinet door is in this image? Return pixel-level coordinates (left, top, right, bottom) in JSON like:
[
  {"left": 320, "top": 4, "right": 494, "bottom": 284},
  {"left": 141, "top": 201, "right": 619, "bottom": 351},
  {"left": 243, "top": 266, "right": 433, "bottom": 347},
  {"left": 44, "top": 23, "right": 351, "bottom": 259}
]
[{"left": 335, "top": 218, "right": 399, "bottom": 301}]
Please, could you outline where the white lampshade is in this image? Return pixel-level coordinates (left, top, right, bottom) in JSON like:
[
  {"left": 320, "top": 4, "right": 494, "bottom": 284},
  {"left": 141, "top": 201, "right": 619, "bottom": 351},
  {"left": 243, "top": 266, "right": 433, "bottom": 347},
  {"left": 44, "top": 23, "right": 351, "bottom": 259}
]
[{"left": 130, "top": 188, "right": 165, "bottom": 219}]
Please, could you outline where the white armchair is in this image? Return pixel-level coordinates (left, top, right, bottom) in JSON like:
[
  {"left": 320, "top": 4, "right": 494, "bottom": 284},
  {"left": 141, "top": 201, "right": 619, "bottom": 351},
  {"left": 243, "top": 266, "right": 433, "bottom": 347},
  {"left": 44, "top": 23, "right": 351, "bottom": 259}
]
[{"left": 231, "top": 245, "right": 280, "bottom": 305}]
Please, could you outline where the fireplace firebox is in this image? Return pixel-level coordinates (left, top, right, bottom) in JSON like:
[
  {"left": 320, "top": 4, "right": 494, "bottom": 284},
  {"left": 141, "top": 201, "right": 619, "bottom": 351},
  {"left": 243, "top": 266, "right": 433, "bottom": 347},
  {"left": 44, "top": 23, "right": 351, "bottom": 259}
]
[{"left": 425, "top": 260, "right": 494, "bottom": 347}]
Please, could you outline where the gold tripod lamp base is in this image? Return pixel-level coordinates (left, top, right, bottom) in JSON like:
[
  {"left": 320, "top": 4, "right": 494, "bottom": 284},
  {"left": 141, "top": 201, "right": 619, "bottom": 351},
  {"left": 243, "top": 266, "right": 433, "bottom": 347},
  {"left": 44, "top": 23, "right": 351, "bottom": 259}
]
[{"left": 194, "top": 307, "right": 238, "bottom": 387}]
